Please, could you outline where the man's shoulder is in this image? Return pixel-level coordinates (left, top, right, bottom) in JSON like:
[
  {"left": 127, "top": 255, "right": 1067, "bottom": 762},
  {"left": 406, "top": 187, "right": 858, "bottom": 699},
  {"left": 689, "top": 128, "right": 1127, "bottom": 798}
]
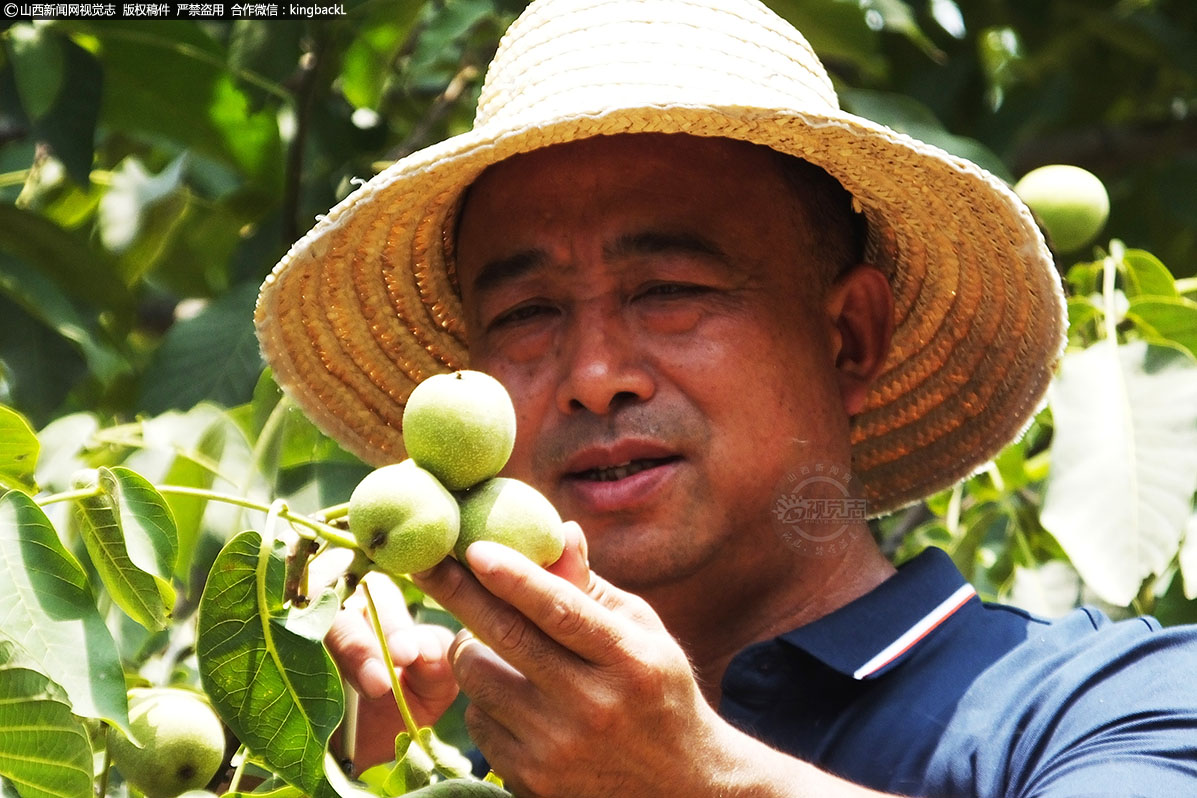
[{"left": 924, "top": 602, "right": 1197, "bottom": 797}]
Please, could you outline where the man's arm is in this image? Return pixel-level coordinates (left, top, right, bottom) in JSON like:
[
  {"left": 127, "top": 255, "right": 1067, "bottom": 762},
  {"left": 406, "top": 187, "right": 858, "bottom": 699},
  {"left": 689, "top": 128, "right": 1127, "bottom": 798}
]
[{"left": 413, "top": 537, "right": 896, "bottom": 798}]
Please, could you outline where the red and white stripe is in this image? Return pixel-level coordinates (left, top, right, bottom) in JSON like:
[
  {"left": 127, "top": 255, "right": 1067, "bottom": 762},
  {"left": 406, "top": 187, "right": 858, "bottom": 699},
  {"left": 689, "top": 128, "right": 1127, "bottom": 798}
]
[{"left": 852, "top": 584, "right": 977, "bottom": 680}]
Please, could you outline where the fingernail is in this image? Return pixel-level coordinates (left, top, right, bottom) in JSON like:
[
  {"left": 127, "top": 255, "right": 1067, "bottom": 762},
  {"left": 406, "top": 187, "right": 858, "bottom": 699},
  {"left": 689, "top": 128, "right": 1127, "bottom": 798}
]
[
  {"left": 360, "top": 659, "right": 392, "bottom": 699},
  {"left": 465, "top": 540, "right": 518, "bottom": 575},
  {"left": 417, "top": 633, "right": 441, "bottom": 664}
]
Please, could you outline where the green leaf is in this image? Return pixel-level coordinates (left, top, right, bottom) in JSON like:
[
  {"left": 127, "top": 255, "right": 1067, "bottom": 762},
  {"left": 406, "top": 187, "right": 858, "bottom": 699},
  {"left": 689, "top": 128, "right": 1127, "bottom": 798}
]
[
  {"left": 74, "top": 467, "right": 178, "bottom": 632},
  {"left": 322, "top": 751, "right": 379, "bottom": 798},
  {"left": 0, "top": 295, "right": 87, "bottom": 425},
  {"left": 1125, "top": 296, "right": 1197, "bottom": 359},
  {"left": 161, "top": 420, "right": 226, "bottom": 586},
  {"left": 863, "top": 0, "right": 944, "bottom": 62},
  {"left": 5, "top": 24, "right": 65, "bottom": 121},
  {"left": 223, "top": 786, "right": 305, "bottom": 798},
  {"left": 769, "top": 0, "right": 885, "bottom": 81},
  {"left": 339, "top": 1, "right": 425, "bottom": 109},
  {"left": 0, "top": 490, "right": 128, "bottom": 732},
  {"left": 1120, "top": 248, "right": 1178, "bottom": 299},
  {"left": 1007, "top": 561, "right": 1081, "bottom": 618},
  {"left": 839, "top": 89, "right": 1013, "bottom": 181},
  {"left": 0, "top": 204, "right": 133, "bottom": 318},
  {"left": 1179, "top": 508, "right": 1197, "bottom": 601},
  {"left": 67, "top": 21, "right": 280, "bottom": 183},
  {"left": 283, "top": 587, "right": 342, "bottom": 643},
  {"left": 97, "top": 154, "right": 187, "bottom": 256},
  {"left": 1041, "top": 341, "right": 1197, "bottom": 606},
  {"left": 138, "top": 282, "right": 264, "bottom": 414},
  {"left": 1065, "top": 296, "right": 1100, "bottom": 343},
  {"left": 30, "top": 34, "right": 102, "bottom": 186},
  {"left": 197, "top": 531, "right": 343, "bottom": 798},
  {"left": 401, "top": 779, "right": 513, "bottom": 797},
  {"left": 0, "top": 406, "right": 38, "bottom": 494},
  {"left": 0, "top": 638, "right": 94, "bottom": 798},
  {"left": 0, "top": 250, "right": 130, "bottom": 386}
]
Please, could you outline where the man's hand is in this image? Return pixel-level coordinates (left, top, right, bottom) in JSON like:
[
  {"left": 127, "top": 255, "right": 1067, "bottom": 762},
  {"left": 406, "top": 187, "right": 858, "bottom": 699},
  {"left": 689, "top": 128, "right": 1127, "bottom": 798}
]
[
  {"left": 324, "top": 570, "right": 459, "bottom": 768},
  {"left": 411, "top": 528, "right": 736, "bottom": 798}
]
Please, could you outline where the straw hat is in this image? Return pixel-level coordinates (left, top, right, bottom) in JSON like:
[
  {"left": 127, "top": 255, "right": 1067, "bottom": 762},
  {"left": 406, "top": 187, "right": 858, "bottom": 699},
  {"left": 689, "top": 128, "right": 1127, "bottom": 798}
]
[{"left": 255, "top": 0, "right": 1067, "bottom": 516}]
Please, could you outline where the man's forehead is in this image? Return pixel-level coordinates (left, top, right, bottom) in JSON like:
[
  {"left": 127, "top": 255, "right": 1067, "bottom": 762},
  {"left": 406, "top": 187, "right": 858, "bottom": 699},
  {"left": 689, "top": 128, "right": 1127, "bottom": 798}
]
[{"left": 465, "top": 133, "right": 779, "bottom": 196}]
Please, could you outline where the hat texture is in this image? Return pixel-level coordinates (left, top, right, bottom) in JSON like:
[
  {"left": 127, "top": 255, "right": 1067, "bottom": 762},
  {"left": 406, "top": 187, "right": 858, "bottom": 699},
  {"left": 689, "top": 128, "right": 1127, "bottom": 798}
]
[{"left": 255, "top": 0, "right": 1067, "bottom": 516}]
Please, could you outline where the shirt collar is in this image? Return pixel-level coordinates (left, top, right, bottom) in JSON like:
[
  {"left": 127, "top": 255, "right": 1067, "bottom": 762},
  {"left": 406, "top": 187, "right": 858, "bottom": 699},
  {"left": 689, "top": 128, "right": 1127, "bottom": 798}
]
[{"left": 779, "top": 547, "right": 978, "bottom": 680}]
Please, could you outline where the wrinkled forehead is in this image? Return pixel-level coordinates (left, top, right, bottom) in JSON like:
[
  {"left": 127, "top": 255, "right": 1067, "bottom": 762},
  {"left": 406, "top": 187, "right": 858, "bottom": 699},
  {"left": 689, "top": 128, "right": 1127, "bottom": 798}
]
[{"left": 443, "top": 133, "right": 795, "bottom": 288}]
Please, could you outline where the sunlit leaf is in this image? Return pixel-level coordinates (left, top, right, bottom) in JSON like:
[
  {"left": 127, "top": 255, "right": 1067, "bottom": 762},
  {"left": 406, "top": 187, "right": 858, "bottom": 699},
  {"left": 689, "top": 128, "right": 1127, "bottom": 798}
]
[
  {"left": 1120, "top": 248, "right": 1179, "bottom": 299},
  {"left": 0, "top": 204, "right": 133, "bottom": 317},
  {"left": 30, "top": 35, "right": 102, "bottom": 186},
  {"left": 197, "top": 531, "right": 342, "bottom": 798},
  {"left": 0, "top": 296, "right": 87, "bottom": 424},
  {"left": 339, "top": 0, "right": 425, "bottom": 109},
  {"left": 1008, "top": 561, "right": 1081, "bottom": 618},
  {"left": 0, "top": 638, "right": 94, "bottom": 798},
  {"left": 1179, "top": 509, "right": 1197, "bottom": 601},
  {"left": 863, "top": 0, "right": 944, "bottom": 62},
  {"left": 1041, "top": 341, "right": 1197, "bottom": 605},
  {"left": 770, "top": 0, "right": 884, "bottom": 81},
  {"left": 282, "top": 587, "right": 341, "bottom": 643},
  {"left": 98, "top": 154, "right": 187, "bottom": 255},
  {"left": 400, "top": 779, "right": 513, "bottom": 797},
  {"left": 840, "top": 89, "right": 1012, "bottom": 181},
  {"left": 1126, "top": 296, "right": 1197, "bottom": 359},
  {"left": 0, "top": 491, "right": 128, "bottom": 731},
  {"left": 977, "top": 26, "right": 1024, "bottom": 111},
  {"left": 6, "top": 24, "right": 65, "bottom": 121},
  {"left": 66, "top": 21, "right": 277, "bottom": 181},
  {"left": 1065, "top": 296, "right": 1100, "bottom": 342},
  {"left": 0, "top": 406, "right": 38, "bottom": 494},
  {"left": 138, "top": 281, "right": 264, "bottom": 415},
  {"left": 74, "top": 467, "right": 178, "bottom": 632},
  {"left": 0, "top": 251, "right": 130, "bottom": 386},
  {"left": 161, "top": 419, "right": 226, "bottom": 586}
]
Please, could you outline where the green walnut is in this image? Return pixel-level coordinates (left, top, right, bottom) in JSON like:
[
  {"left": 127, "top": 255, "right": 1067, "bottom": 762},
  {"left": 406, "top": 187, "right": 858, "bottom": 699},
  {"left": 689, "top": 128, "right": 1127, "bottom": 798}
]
[
  {"left": 1014, "top": 164, "right": 1110, "bottom": 254},
  {"left": 350, "top": 459, "right": 460, "bottom": 575},
  {"left": 108, "top": 688, "right": 226, "bottom": 798},
  {"left": 456, "top": 478, "right": 565, "bottom": 567},
  {"left": 402, "top": 370, "right": 517, "bottom": 491}
]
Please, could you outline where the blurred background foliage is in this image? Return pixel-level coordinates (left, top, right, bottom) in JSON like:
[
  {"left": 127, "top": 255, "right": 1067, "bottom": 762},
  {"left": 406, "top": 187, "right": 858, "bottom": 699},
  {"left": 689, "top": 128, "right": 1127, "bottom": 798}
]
[{"left": 2, "top": 0, "right": 1197, "bottom": 624}]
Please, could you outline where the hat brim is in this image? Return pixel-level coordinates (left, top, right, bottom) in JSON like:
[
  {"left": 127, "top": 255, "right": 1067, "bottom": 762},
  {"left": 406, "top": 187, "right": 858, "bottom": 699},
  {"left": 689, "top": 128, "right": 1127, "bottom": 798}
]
[{"left": 255, "top": 103, "right": 1066, "bottom": 516}]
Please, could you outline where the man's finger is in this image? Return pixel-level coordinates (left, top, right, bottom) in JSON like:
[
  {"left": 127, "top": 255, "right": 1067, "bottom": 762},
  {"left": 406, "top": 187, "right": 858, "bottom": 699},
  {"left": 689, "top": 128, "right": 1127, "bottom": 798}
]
[
  {"left": 448, "top": 630, "right": 536, "bottom": 725},
  {"left": 544, "top": 520, "right": 589, "bottom": 589},
  {"left": 325, "top": 609, "right": 394, "bottom": 699},
  {"left": 328, "top": 571, "right": 418, "bottom": 699},
  {"left": 462, "top": 540, "right": 637, "bottom": 667},
  {"left": 414, "top": 554, "right": 586, "bottom": 680}
]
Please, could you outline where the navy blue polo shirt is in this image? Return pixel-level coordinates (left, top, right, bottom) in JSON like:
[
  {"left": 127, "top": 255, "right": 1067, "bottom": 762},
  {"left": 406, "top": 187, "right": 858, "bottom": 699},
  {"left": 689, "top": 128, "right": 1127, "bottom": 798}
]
[{"left": 719, "top": 547, "right": 1197, "bottom": 797}]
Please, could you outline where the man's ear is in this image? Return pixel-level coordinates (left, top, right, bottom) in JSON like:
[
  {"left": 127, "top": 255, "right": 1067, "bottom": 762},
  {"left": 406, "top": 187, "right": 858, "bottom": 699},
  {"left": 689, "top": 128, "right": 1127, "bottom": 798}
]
[{"left": 824, "top": 265, "right": 894, "bottom": 417}]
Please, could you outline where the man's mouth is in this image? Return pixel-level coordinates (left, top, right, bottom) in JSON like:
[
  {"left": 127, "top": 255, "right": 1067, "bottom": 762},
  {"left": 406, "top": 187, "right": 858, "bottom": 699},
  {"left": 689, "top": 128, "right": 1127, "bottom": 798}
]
[{"left": 571, "top": 456, "right": 680, "bottom": 482}]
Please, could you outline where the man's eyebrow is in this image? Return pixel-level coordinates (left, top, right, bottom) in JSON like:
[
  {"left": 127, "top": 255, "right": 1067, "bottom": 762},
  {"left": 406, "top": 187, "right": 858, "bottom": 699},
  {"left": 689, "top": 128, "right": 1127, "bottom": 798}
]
[
  {"left": 603, "top": 230, "right": 730, "bottom": 264},
  {"left": 471, "top": 249, "right": 548, "bottom": 295}
]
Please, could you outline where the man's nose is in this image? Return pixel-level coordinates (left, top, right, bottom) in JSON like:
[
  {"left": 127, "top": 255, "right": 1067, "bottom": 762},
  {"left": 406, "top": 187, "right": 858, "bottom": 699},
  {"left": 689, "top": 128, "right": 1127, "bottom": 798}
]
[{"left": 555, "top": 306, "right": 654, "bottom": 415}]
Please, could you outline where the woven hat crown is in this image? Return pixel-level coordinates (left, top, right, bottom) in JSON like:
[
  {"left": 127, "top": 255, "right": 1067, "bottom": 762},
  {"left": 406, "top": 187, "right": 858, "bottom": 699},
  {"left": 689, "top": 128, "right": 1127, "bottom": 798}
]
[
  {"left": 255, "top": 0, "right": 1066, "bottom": 516},
  {"left": 475, "top": 0, "right": 839, "bottom": 126}
]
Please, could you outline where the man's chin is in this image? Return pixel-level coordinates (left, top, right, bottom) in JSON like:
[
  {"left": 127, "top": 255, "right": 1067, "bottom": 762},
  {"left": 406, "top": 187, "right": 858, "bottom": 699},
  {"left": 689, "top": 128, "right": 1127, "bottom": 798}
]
[{"left": 579, "top": 518, "right": 706, "bottom": 593}]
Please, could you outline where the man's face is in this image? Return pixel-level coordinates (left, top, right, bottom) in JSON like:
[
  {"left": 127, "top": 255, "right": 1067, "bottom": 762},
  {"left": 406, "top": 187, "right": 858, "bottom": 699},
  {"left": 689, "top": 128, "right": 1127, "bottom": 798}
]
[{"left": 454, "top": 134, "right": 858, "bottom": 591}]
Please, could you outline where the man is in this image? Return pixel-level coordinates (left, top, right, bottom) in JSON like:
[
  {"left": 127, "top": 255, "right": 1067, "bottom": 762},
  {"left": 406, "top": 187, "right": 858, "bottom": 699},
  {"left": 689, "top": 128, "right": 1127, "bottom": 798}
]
[{"left": 254, "top": 0, "right": 1197, "bottom": 796}]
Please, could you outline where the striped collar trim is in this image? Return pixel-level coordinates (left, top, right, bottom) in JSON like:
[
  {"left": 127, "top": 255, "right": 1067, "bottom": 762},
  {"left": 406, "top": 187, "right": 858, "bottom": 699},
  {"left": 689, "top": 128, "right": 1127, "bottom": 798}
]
[
  {"left": 851, "top": 583, "right": 977, "bottom": 679},
  {"left": 779, "top": 547, "right": 980, "bottom": 679}
]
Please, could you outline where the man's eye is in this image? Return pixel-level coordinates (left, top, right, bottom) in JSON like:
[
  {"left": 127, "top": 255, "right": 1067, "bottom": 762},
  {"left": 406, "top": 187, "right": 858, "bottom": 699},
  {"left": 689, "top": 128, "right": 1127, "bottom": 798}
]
[
  {"left": 491, "top": 303, "right": 553, "bottom": 328},
  {"left": 639, "top": 282, "right": 708, "bottom": 298}
]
